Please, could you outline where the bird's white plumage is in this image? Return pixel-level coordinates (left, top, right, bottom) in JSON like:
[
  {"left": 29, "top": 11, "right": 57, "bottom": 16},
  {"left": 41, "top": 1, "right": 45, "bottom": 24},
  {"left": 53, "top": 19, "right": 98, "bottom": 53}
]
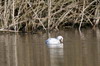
[
  {"left": 46, "top": 38, "right": 60, "bottom": 45},
  {"left": 45, "top": 36, "right": 63, "bottom": 48}
]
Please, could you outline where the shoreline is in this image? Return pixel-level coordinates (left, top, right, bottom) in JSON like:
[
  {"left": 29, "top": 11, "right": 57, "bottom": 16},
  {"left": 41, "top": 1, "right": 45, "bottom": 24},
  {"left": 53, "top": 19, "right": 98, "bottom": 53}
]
[{"left": 0, "top": 22, "right": 100, "bottom": 33}]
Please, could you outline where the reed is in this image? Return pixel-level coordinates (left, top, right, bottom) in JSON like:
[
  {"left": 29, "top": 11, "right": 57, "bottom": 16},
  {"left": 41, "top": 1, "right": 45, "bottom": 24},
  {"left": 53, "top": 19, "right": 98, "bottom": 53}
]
[{"left": 0, "top": 0, "right": 99, "bottom": 32}]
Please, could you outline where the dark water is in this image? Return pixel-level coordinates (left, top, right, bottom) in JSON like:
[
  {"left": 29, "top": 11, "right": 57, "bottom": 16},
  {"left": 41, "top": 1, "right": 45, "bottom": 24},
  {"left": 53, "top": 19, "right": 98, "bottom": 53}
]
[{"left": 0, "top": 28, "right": 100, "bottom": 66}]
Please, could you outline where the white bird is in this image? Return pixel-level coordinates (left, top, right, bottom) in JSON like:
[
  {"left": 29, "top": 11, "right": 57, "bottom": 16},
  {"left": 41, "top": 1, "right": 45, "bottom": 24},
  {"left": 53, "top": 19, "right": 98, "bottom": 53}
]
[{"left": 45, "top": 36, "right": 63, "bottom": 48}]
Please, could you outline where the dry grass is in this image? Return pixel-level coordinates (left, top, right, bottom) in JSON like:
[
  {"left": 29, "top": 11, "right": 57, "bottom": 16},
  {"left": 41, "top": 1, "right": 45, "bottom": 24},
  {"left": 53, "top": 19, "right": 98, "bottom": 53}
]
[{"left": 0, "top": 0, "right": 99, "bottom": 32}]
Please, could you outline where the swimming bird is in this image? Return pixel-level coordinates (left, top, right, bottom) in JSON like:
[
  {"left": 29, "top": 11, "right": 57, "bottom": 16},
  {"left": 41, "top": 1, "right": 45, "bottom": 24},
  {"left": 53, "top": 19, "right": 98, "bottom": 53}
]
[{"left": 45, "top": 36, "right": 63, "bottom": 48}]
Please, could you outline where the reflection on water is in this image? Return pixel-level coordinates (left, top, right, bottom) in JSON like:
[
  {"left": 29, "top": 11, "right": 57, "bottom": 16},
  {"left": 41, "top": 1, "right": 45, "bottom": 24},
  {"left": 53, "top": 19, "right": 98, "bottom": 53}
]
[
  {"left": 49, "top": 48, "right": 63, "bottom": 66},
  {"left": 0, "top": 28, "right": 100, "bottom": 66}
]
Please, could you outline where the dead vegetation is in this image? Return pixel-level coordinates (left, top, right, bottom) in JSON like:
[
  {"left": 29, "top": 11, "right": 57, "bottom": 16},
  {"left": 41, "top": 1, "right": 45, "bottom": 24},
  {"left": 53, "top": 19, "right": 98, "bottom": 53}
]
[{"left": 0, "top": 0, "right": 100, "bottom": 32}]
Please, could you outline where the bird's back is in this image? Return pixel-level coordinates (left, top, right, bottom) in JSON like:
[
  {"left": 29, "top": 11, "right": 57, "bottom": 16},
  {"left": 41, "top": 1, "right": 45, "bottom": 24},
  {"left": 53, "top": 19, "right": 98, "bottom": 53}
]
[{"left": 46, "top": 38, "right": 60, "bottom": 45}]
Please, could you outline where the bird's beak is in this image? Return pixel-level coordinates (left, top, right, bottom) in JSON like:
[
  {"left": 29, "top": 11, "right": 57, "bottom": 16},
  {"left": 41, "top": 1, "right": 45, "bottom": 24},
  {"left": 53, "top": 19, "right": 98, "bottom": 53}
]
[{"left": 60, "top": 39, "right": 63, "bottom": 43}]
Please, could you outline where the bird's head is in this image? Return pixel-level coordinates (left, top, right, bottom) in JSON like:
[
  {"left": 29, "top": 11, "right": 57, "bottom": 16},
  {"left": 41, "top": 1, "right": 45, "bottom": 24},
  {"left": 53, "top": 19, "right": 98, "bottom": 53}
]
[{"left": 57, "top": 36, "right": 63, "bottom": 43}]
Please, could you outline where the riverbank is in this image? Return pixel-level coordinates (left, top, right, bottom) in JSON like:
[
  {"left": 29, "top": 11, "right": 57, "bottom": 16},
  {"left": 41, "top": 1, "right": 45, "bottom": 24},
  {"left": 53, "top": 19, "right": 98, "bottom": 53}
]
[
  {"left": 0, "top": 0, "right": 99, "bottom": 32},
  {"left": 0, "top": 22, "right": 100, "bottom": 33}
]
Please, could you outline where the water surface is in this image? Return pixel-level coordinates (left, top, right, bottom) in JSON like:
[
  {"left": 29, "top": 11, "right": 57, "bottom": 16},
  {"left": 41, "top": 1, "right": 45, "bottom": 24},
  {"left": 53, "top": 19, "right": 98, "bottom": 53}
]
[{"left": 0, "top": 28, "right": 100, "bottom": 66}]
